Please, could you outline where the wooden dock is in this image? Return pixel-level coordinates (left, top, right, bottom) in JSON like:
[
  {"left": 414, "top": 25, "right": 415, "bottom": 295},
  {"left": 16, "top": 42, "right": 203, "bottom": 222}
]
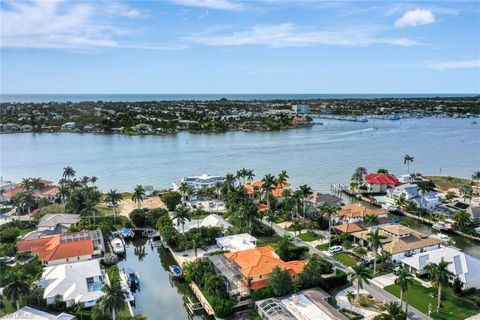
[{"left": 189, "top": 282, "right": 215, "bottom": 316}]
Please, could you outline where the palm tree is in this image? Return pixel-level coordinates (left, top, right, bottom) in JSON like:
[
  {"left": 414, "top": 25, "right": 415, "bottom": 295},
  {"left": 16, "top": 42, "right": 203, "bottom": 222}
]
[
  {"left": 131, "top": 185, "right": 145, "bottom": 209},
  {"left": 266, "top": 210, "right": 276, "bottom": 228},
  {"left": 20, "top": 178, "right": 32, "bottom": 191},
  {"left": 320, "top": 204, "right": 336, "bottom": 247},
  {"left": 349, "top": 263, "right": 371, "bottom": 300},
  {"left": 459, "top": 185, "right": 473, "bottom": 203},
  {"left": 351, "top": 167, "right": 367, "bottom": 185},
  {"left": 81, "top": 176, "right": 90, "bottom": 185},
  {"left": 367, "top": 229, "right": 385, "bottom": 276},
  {"left": 377, "top": 168, "right": 389, "bottom": 174},
  {"left": 424, "top": 258, "right": 454, "bottom": 313},
  {"left": 224, "top": 173, "right": 237, "bottom": 192},
  {"left": 57, "top": 184, "right": 70, "bottom": 204},
  {"left": 403, "top": 154, "right": 414, "bottom": 173},
  {"left": 73, "top": 302, "right": 86, "bottom": 320},
  {"left": 453, "top": 210, "right": 471, "bottom": 229},
  {"left": 63, "top": 166, "right": 76, "bottom": 180},
  {"left": 105, "top": 189, "right": 122, "bottom": 224},
  {"left": 246, "top": 169, "right": 255, "bottom": 182},
  {"left": 364, "top": 214, "right": 379, "bottom": 227},
  {"left": 4, "top": 272, "right": 30, "bottom": 310},
  {"left": 291, "top": 219, "right": 303, "bottom": 239},
  {"left": 395, "top": 268, "right": 413, "bottom": 309},
  {"left": 394, "top": 194, "right": 407, "bottom": 210},
  {"left": 383, "top": 301, "right": 405, "bottom": 320},
  {"left": 100, "top": 281, "right": 126, "bottom": 320},
  {"left": 261, "top": 174, "right": 276, "bottom": 211},
  {"left": 30, "top": 177, "right": 44, "bottom": 192},
  {"left": 298, "top": 184, "right": 312, "bottom": 217},
  {"left": 277, "top": 170, "right": 289, "bottom": 188},
  {"left": 346, "top": 291, "right": 356, "bottom": 313},
  {"left": 178, "top": 182, "right": 192, "bottom": 203},
  {"left": 174, "top": 205, "right": 191, "bottom": 233},
  {"left": 90, "top": 176, "right": 98, "bottom": 186},
  {"left": 353, "top": 246, "right": 368, "bottom": 259},
  {"left": 472, "top": 171, "right": 480, "bottom": 194},
  {"left": 417, "top": 180, "right": 435, "bottom": 208}
]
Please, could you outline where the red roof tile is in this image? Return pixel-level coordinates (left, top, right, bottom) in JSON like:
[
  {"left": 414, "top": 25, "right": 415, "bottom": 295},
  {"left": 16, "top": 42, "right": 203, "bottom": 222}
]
[{"left": 365, "top": 173, "right": 400, "bottom": 185}]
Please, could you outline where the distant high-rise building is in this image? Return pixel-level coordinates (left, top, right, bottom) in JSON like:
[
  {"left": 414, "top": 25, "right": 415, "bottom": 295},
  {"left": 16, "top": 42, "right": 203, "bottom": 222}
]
[{"left": 292, "top": 104, "right": 309, "bottom": 114}]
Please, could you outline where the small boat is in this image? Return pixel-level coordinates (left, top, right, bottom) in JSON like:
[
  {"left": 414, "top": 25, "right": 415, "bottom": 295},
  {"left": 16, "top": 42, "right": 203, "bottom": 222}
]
[
  {"left": 119, "top": 272, "right": 135, "bottom": 303},
  {"left": 432, "top": 221, "right": 452, "bottom": 231},
  {"left": 150, "top": 234, "right": 162, "bottom": 247},
  {"left": 431, "top": 233, "right": 454, "bottom": 243},
  {"left": 121, "top": 228, "right": 135, "bottom": 238},
  {"left": 111, "top": 238, "right": 125, "bottom": 254},
  {"left": 169, "top": 265, "right": 183, "bottom": 278},
  {"left": 124, "top": 268, "right": 140, "bottom": 289}
]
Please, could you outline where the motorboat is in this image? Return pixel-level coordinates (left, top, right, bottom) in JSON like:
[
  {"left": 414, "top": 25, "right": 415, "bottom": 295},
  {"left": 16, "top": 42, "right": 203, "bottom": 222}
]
[
  {"left": 110, "top": 238, "right": 125, "bottom": 254},
  {"left": 431, "top": 233, "right": 454, "bottom": 243},
  {"left": 432, "top": 221, "right": 453, "bottom": 231},
  {"left": 150, "top": 234, "right": 162, "bottom": 247},
  {"left": 169, "top": 265, "right": 183, "bottom": 278},
  {"left": 123, "top": 268, "right": 140, "bottom": 289},
  {"left": 121, "top": 228, "right": 135, "bottom": 238}
]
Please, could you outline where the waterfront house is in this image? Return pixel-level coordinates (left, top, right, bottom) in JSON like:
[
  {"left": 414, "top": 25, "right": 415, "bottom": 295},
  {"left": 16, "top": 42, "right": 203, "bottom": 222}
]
[
  {"left": 173, "top": 173, "right": 225, "bottom": 199},
  {"left": 0, "top": 306, "right": 75, "bottom": 320},
  {"left": 365, "top": 173, "right": 400, "bottom": 193},
  {"left": 387, "top": 183, "right": 442, "bottom": 210},
  {"left": 0, "top": 178, "right": 16, "bottom": 202},
  {"left": 292, "top": 104, "right": 309, "bottom": 114},
  {"left": 352, "top": 225, "right": 444, "bottom": 263},
  {"left": 244, "top": 180, "right": 291, "bottom": 204},
  {"left": 333, "top": 222, "right": 364, "bottom": 234},
  {"left": 37, "top": 213, "right": 81, "bottom": 234},
  {"left": 209, "top": 246, "right": 304, "bottom": 296},
  {"left": 308, "top": 192, "right": 343, "bottom": 208},
  {"left": 61, "top": 122, "right": 76, "bottom": 130},
  {"left": 334, "top": 203, "right": 390, "bottom": 225},
  {"left": 173, "top": 213, "right": 232, "bottom": 233},
  {"left": 401, "top": 247, "right": 480, "bottom": 289},
  {"left": 39, "top": 259, "right": 105, "bottom": 308},
  {"left": 17, "top": 233, "right": 94, "bottom": 266},
  {"left": 216, "top": 233, "right": 257, "bottom": 252}
]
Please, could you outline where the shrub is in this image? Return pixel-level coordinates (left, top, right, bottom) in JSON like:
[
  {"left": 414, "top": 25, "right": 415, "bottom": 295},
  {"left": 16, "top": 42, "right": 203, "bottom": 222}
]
[
  {"left": 102, "top": 253, "right": 118, "bottom": 267},
  {"left": 251, "top": 286, "right": 275, "bottom": 301},
  {"left": 276, "top": 240, "right": 309, "bottom": 261},
  {"left": 129, "top": 209, "right": 146, "bottom": 227},
  {"left": 453, "top": 277, "right": 463, "bottom": 295},
  {"left": 0, "top": 227, "right": 20, "bottom": 243},
  {"left": 323, "top": 269, "right": 348, "bottom": 290},
  {"left": 145, "top": 208, "right": 168, "bottom": 227},
  {"left": 161, "top": 191, "right": 182, "bottom": 211},
  {"left": 210, "top": 296, "right": 235, "bottom": 318}
]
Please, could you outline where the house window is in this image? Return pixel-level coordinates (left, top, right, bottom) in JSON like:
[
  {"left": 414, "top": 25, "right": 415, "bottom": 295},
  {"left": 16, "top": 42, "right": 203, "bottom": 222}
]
[{"left": 259, "top": 275, "right": 262, "bottom": 279}]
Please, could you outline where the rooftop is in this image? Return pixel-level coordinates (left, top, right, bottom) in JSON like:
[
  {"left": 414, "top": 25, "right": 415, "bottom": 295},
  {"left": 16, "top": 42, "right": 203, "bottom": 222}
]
[
  {"left": 0, "top": 306, "right": 75, "bottom": 320},
  {"left": 38, "top": 214, "right": 80, "bottom": 228},
  {"left": 216, "top": 233, "right": 257, "bottom": 252},
  {"left": 365, "top": 173, "right": 400, "bottom": 185},
  {"left": 336, "top": 203, "right": 387, "bottom": 218}
]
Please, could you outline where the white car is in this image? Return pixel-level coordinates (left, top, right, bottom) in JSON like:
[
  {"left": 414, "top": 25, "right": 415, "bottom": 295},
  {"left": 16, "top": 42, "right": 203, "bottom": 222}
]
[{"left": 328, "top": 246, "right": 343, "bottom": 254}]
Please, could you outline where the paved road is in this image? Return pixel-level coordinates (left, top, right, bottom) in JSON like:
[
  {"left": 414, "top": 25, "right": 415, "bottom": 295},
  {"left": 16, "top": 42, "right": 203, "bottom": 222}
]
[{"left": 262, "top": 218, "right": 431, "bottom": 320}]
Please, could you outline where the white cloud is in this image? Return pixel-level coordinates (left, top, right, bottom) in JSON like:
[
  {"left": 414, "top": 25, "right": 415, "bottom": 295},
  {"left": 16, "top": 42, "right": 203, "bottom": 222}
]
[
  {"left": 170, "top": 0, "right": 242, "bottom": 10},
  {"left": 0, "top": 0, "right": 181, "bottom": 50},
  {"left": 427, "top": 59, "right": 480, "bottom": 70},
  {"left": 394, "top": 9, "right": 435, "bottom": 28},
  {"left": 187, "top": 23, "right": 419, "bottom": 47}
]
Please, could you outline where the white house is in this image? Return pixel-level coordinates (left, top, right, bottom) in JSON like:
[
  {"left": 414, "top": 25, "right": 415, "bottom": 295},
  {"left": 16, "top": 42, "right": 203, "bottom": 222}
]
[
  {"left": 387, "top": 183, "right": 442, "bottom": 210},
  {"left": 0, "top": 306, "right": 75, "bottom": 320},
  {"left": 37, "top": 214, "right": 81, "bottom": 233},
  {"left": 216, "top": 233, "right": 257, "bottom": 252},
  {"left": 61, "top": 122, "right": 76, "bottom": 130},
  {"left": 173, "top": 213, "right": 232, "bottom": 233},
  {"left": 292, "top": 104, "right": 309, "bottom": 114},
  {"left": 39, "top": 259, "right": 105, "bottom": 308},
  {"left": 0, "top": 178, "right": 16, "bottom": 202},
  {"left": 173, "top": 173, "right": 225, "bottom": 191},
  {"left": 401, "top": 247, "right": 480, "bottom": 289}
]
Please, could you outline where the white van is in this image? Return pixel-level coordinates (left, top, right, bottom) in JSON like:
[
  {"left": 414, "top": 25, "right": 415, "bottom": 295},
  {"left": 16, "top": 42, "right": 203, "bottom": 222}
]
[{"left": 328, "top": 245, "right": 343, "bottom": 254}]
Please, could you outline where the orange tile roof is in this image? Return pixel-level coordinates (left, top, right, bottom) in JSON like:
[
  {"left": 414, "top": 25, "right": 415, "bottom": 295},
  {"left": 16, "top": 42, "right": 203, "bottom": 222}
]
[
  {"left": 336, "top": 203, "right": 386, "bottom": 218},
  {"left": 334, "top": 223, "right": 364, "bottom": 233},
  {"left": 36, "top": 185, "right": 59, "bottom": 197},
  {"left": 271, "top": 189, "right": 285, "bottom": 198},
  {"left": 225, "top": 246, "right": 305, "bottom": 279},
  {"left": 17, "top": 235, "right": 93, "bottom": 262}
]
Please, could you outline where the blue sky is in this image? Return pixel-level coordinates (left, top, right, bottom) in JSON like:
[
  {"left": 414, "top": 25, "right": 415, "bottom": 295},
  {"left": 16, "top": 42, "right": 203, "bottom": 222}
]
[{"left": 1, "top": 0, "right": 479, "bottom": 94}]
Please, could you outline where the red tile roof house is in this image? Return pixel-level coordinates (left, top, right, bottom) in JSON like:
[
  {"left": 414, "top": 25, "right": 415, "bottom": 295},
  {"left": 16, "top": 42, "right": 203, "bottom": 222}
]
[
  {"left": 365, "top": 173, "right": 400, "bottom": 193},
  {"left": 17, "top": 235, "right": 94, "bottom": 266}
]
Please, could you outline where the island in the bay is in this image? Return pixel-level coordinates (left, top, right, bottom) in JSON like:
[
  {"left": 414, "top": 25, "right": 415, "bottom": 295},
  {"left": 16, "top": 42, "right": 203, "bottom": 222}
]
[{"left": 1, "top": 96, "right": 478, "bottom": 135}]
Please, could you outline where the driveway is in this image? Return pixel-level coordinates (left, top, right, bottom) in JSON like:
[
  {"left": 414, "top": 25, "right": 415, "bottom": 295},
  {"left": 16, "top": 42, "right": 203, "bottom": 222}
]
[
  {"left": 336, "top": 287, "right": 381, "bottom": 319},
  {"left": 371, "top": 273, "right": 397, "bottom": 288}
]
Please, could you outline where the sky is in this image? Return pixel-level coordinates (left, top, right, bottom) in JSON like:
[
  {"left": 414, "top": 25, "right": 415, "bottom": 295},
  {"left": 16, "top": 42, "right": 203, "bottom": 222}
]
[{"left": 1, "top": 0, "right": 479, "bottom": 94}]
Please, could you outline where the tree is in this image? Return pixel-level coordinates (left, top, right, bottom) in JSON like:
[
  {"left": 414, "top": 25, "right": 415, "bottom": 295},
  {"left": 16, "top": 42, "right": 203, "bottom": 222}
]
[
  {"left": 417, "top": 180, "right": 435, "bottom": 208},
  {"left": 99, "top": 281, "right": 126, "bottom": 320},
  {"left": 30, "top": 177, "right": 44, "bottom": 192},
  {"left": 261, "top": 174, "right": 276, "bottom": 211},
  {"left": 268, "top": 266, "right": 294, "bottom": 296},
  {"left": 266, "top": 210, "right": 276, "bottom": 228},
  {"left": 353, "top": 246, "right": 368, "bottom": 259},
  {"left": 364, "top": 214, "right": 379, "bottom": 227},
  {"left": 105, "top": 189, "right": 122, "bottom": 224},
  {"left": 161, "top": 191, "right": 182, "bottom": 211},
  {"left": 367, "top": 229, "right": 385, "bottom": 276},
  {"left": 346, "top": 291, "right": 356, "bottom": 313},
  {"left": 472, "top": 171, "right": 480, "bottom": 194},
  {"left": 20, "top": 178, "right": 32, "bottom": 191},
  {"left": 351, "top": 167, "right": 367, "bottom": 185},
  {"left": 205, "top": 274, "right": 228, "bottom": 298},
  {"left": 4, "top": 271, "right": 30, "bottom": 310},
  {"left": 394, "top": 194, "right": 407, "bottom": 210},
  {"left": 277, "top": 170, "right": 289, "bottom": 188},
  {"left": 298, "top": 184, "right": 312, "bottom": 217},
  {"left": 90, "top": 176, "right": 98, "bottom": 186},
  {"left": 131, "top": 185, "right": 145, "bottom": 209},
  {"left": 403, "top": 154, "right": 414, "bottom": 173},
  {"left": 291, "top": 219, "right": 303, "bottom": 239},
  {"left": 380, "top": 301, "right": 406, "bottom": 320},
  {"left": 320, "top": 204, "right": 336, "bottom": 247},
  {"left": 349, "top": 263, "right": 371, "bottom": 300},
  {"left": 394, "top": 268, "right": 412, "bottom": 309},
  {"left": 63, "top": 166, "right": 76, "bottom": 180},
  {"left": 377, "top": 168, "right": 389, "bottom": 174},
  {"left": 452, "top": 276, "right": 463, "bottom": 295},
  {"left": 57, "top": 184, "right": 70, "bottom": 204},
  {"left": 178, "top": 182, "right": 192, "bottom": 203},
  {"left": 246, "top": 169, "right": 255, "bottom": 182},
  {"left": 129, "top": 209, "right": 146, "bottom": 227},
  {"left": 174, "top": 204, "right": 191, "bottom": 233},
  {"left": 459, "top": 185, "right": 473, "bottom": 203},
  {"left": 297, "top": 254, "right": 327, "bottom": 288},
  {"left": 73, "top": 302, "right": 86, "bottom": 320},
  {"left": 453, "top": 210, "right": 471, "bottom": 229},
  {"left": 424, "top": 258, "right": 455, "bottom": 313}
]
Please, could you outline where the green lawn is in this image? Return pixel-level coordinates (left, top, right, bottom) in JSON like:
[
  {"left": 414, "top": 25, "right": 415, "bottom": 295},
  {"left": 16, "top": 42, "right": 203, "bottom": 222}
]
[
  {"left": 425, "top": 176, "right": 478, "bottom": 192},
  {"left": 333, "top": 252, "right": 358, "bottom": 267},
  {"left": 298, "top": 232, "right": 323, "bottom": 242},
  {"left": 384, "top": 279, "right": 480, "bottom": 320},
  {"left": 256, "top": 234, "right": 284, "bottom": 249},
  {"left": 316, "top": 243, "right": 330, "bottom": 251},
  {"left": 18, "top": 227, "right": 35, "bottom": 236}
]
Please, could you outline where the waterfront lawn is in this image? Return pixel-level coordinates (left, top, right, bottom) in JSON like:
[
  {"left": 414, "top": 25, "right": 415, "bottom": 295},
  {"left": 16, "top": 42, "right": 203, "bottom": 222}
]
[
  {"left": 332, "top": 252, "right": 358, "bottom": 267},
  {"left": 298, "top": 231, "right": 322, "bottom": 242},
  {"left": 425, "top": 176, "right": 477, "bottom": 192},
  {"left": 384, "top": 279, "right": 480, "bottom": 320},
  {"left": 316, "top": 243, "right": 330, "bottom": 251}
]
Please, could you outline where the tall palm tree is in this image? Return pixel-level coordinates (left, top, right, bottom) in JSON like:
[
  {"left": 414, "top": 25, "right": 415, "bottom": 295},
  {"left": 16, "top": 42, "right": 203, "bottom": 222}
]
[
  {"left": 105, "top": 189, "right": 122, "bottom": 224},
  {"left": 81, "top": 176, "right": 90, "bottom": 185},
  {"left": 30, "top": 177, "right": 44, "bottom": 192},
  {"left": 320, "top": 204, "right": 336, "bottom": 247},
  {"left": 63, "top": 166, "right": 76, "bottom": 180},
  {"left": 472, "top": 171, "right": 480, "bottom": 194},
  {"left": 224, "top": 173, "right": 237, "bottom": 192},
  {"left": 298, "top": 184, "right": 312, "bottom": 217},
  {"left": 90, "top": 176, "right": 98, "bottom": 186},
  {"left": 100, "top": 281, "right": 127, "bottom": 320},
  {"left": 377, "top": 168, "right": 389, "bottom": 174},
  {"left": 261, "top": 174, "right": 276, "bottom": 211},
  {"left": 424, "top": 258, "right": 454, "bottom": 313},
  {"left": 246, "top": 169, "right": 255, "bottom": 182},
  {"left": 4, "top": 272, "right": 30, "bottom": 310},
  {"left": 394, "top": 194, "right": 407, "bottom": 210},
  {"left": 367, "top": 229, "right": 385, "bottom": 276},
  {"left": 403, "top": 154, "right": 414, "bottom": 174},
  {"left": 57, "top": 184, "right": 70, "bottom": 205},
  {"left": 383, "top": 301, "right": 405, "bottom": 320},
  {"left": 417, "top": 181, "right": 435, "bottom": 208},
  {"left": 394, "top": 268, "right": 413, "bottom": 309},
  {"left": 20, "top": 178, "right": 32, "bottom": 191},
  {"left": 459, "top": 185, "right": 473, "bottom": 203},
  {"left": 349, "top": 263, "right": 371, "bottom": 300},
  {"left": 277, "top": 170, "right": 289, "bottom": 188},
  {"left": 178, "top": 182, "right": 192, "bottom": 203},
  {"left": 131, "top": 185, "right": 145, "bottom": 209},
  {"left": 364, "top": 214, "right": 379, "bottom": 227},
  {"left": 174, "top": 204, "right": 191, "bottom": 233},
  {"left": 352, "top": 167, "right": 367, "bottom": 185}
]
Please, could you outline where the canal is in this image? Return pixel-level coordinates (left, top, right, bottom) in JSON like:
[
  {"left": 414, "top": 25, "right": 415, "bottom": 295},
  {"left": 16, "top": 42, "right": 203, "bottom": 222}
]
[{"left": 117, "top": 237, "right": 210, "bottom": 320}]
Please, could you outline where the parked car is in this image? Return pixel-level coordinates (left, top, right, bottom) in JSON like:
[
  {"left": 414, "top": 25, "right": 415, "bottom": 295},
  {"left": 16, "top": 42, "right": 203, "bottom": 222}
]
[
  {"left": 328, "top": 245, "right": 343, "bottom": 254},
  {"left": 283, "top": 234, "right": 294, "bottom": 241}
]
